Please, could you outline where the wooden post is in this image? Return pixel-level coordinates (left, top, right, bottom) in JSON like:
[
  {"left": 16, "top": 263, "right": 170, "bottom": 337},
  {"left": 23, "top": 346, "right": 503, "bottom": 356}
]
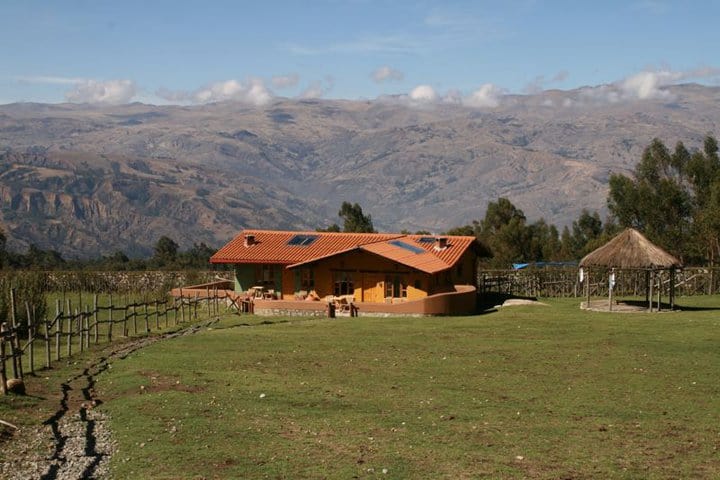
[
  {"left": 144, "top": 303, "right": 149, "bottom": 333},
  {"left": 194, "top": 293, "right": 199, "bottom": 320},
  {"left": 123, "top": 304, "right": 128, "bottom": 337},
  {"left": 206, "top": 286, "right": 211, "bottom": 319},
  {"left": 94, "top": 294, "right": 99, "bottom": 344},
  {"left": 648, "top": 270, "right": 654, "bottom": 312},
  {"left": 133, "top": 304, "right": 138, "bottom": 335},
  {"left": 108, "top": 294, "right": 113, "bottom": 343},
  {"left": 180, "top": 289, "right": 185, "bottom": 324},
  {"left": 0, "top": 323, "right": 7, "bottom": 394},
  {"left": 155, "top": 299, "right": 160, "bottom": 330},
  {"left": 84, "top": 305, "right": 90, "bottom": 350},
  {"left": 586, "top": 270, "right": 591, "bottom": 309},
  {"left": 608, "top": 269, "right": 614, "bottom": 312},
  {"left": 26, "top": 302, "right": 34, "bottom": 374},
  {"left": 657, "top": 273, "right": 661, "bottom": 311},
  {"left": 78, "top": 309, "right": 83, "bottom": 353},
  {"left": 67, "top": 312, "right": 72, "bottom": 358},
  {"left": 44, "top": 320, "right": 51, "bottom": 369},
  {"left": 670, "top": 268, "right": 676, "bottom": 310},
  {"left": 55, "top": 317, "right": 62, "bottom": 362},
  {"left": 9, "top": 289, "right": 21, "bottom": 379}
]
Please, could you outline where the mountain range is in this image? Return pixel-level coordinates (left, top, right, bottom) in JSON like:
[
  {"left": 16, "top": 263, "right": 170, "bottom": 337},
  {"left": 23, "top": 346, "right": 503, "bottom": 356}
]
[{"left": 1, "top": 83, "right": 719, "bottom": 258}]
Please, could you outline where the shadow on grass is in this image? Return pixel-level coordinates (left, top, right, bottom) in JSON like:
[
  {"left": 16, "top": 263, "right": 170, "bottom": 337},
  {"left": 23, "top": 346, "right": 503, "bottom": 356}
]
[
  {"left": 477, "top": 293, "right": 539, "bottom": 314},
  {"left": 602, "top": 298, "right": 720, "bottom": 312}
]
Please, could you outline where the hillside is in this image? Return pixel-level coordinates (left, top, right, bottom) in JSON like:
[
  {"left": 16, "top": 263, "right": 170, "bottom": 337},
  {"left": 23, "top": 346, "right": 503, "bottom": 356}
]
[{"left": 1, "top": 84, "right": 719, "bottom": 258}]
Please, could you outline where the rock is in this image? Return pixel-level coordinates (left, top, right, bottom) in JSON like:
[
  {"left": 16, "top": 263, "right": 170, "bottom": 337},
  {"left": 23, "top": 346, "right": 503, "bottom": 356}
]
[{"left": 6, "top": 378, "right": 25, "bottom": 395}]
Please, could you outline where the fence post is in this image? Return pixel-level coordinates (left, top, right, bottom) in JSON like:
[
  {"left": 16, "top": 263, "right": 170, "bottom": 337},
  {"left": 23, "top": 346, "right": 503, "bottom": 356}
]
[
  {"left": 155, "top": 299, "right": 160, "bottom": 330},
  {"left": 0, "top": 323, "right": 7, "bottom": 394},
  {"left": 123, "top": 304, "right": 128, "bottom": 337},
  {"left": 25, "top": 301, "right": 34, "bottom": 375},
  {"left": 9, "top": 288, "right": 21, "bottom": 379},
  {"left": 206, "top": 287, "right": 211, "bottom": 319},
  {"left": 45, "top": 319, "right": 51, "bottom": 369},
  {"left": 94, "top": 294, "right": 99, "bottom": 344},
  {"left": 84, "top": 305, "right": 90, "bottom": 350},
  {"left": 194, "top": 293, "right": 199, "bottom": 321},
  {"left": 77, "top": 309, "right": 83, "bottom": 353},
  {"left": 66, "top": 312, "right": 72, "bottom": 358},
  {"left": 108, "top": 294, "right": 113, "bottom": 343},
  {"left": 133, "top": 304, "right": 138, "bottom": 335},
  {"left": 180, "top": 290, "right": 186, "bottom": 324},
  {"left": 144, "top": 303, "right": 149, "bottom": 333}
]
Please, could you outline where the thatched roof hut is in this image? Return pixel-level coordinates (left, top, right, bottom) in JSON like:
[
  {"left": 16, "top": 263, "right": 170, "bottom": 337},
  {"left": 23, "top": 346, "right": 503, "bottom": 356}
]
[
  {"left": 579, "top": 228, "right": 681, "bottom": 312},
  {"left": 579, "top": 228, "right": 681, "bottom": 269}
]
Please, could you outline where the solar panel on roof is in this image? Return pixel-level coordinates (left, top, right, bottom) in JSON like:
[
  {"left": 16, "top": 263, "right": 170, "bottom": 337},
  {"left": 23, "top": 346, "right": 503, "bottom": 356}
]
[
  {"left": 287, "top": 234, "right": 318, "bottom": 246},
  {"left": 417, "top": 237, "right": 436, "bottom": 243},
  {"left": 389, "top": 240, "right": 425, "bottom": 254}
]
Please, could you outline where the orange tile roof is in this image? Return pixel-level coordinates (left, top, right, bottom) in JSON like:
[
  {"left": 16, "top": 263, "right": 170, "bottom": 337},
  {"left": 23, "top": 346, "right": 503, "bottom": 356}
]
[{"left": 210, "top": 229, "right": 478, "bottom": 273}]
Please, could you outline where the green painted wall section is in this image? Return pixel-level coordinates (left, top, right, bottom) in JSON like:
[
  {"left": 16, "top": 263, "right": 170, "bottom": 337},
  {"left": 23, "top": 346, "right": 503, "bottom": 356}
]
[{"left": 234, "top": 265, "right": 255, "bottom": 292}]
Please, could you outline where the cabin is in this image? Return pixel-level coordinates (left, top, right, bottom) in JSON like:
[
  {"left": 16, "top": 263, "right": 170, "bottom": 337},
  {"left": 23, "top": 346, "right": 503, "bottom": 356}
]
[{"left": 207, "top": 229, "right": 482, "bottom": 316}]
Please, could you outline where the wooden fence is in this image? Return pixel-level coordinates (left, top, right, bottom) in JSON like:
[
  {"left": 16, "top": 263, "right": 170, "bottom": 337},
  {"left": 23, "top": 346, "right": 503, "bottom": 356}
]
[
  {"left": 478, "top": 267, "right": 720, "bottom": 299},
  {"left": 0, "top": 289, "right": 229, "bottom": 395}
]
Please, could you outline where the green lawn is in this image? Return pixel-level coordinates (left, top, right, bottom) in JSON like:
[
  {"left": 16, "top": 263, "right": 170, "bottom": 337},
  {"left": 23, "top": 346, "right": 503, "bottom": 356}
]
[
  {"left": 91, "top": 296, "right": 720, "bottom": 479},
  {"left": 2, "top": 296, "right": 718, "bottom": 478}
]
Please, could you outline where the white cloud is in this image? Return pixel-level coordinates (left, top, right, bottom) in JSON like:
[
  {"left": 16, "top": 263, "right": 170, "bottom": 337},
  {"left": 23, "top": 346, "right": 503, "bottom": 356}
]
[
  {"left": 464, "top": 83, "right": 504, "bottom": 108},
  {"left": 570, "top": 66, "right": 720, "bottom": 106},
  {"left": 272, "top": 74, "right": 299, "bottom": 89},
  {"left": 16, "top": 75, "right": 86, "bottom": 85},
  {"left": 299, "top": 81, "right": 325, "bottom": 99},
  {"left": 524, "top": 70, "right": 569, "bottom": 94},
  {"left": 298, "top": 77, "right": 334, "bottom": 99},
  {"left": 64, "top": 79, "right": 137, "bottom": 104},
  {"left": 372, "top": 65, "right": 404, "bottom": 83},
  {"left": 157, "top": 78, "right": 273, "bottom": 105},
  {"left": 618, "top": 70, "right": 679, "bottom": 100},
  {"left": 409, "top": 85, "right": 438, "bottom": 102}
]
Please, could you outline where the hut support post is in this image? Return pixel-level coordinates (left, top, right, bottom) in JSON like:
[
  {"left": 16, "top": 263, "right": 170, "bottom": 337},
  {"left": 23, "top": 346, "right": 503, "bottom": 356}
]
[
  {"left": 586, "top": 270, "right": 591, "bottom": 308},
  {"left": 670, "top": 268, "right": 675, "bottom": 310},
  {"left": 608, "top": 268, "right": 614, "bottom": 312},
  {"left": 648, "top": 270, "right": 654, "bottom": 312}
]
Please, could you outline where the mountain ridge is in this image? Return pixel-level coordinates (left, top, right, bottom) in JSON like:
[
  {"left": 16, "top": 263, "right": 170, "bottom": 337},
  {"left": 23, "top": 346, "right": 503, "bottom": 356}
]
[{"left": 1, "top": 84, "right": 719, "bottom": 258}]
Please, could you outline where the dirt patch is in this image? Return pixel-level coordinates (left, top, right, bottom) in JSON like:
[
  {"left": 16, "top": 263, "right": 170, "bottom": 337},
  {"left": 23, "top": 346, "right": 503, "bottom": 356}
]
[{"left": 499, "top": 299, "right": 549, "bottom": 307}]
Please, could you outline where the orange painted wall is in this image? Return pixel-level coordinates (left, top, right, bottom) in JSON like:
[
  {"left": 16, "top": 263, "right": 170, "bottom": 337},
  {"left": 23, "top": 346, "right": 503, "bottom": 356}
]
[{"left": 287, "top": 250, "right": 433, "bottom": 302}]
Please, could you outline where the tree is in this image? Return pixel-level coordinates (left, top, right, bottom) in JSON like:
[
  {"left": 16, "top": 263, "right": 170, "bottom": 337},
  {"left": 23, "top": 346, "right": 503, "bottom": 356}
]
[
  {"left": 338, "top": 202, "right": 375, "bottom": 233},
  {"left": 608, "top": 138, "right": 693, "bottom": 259},
  {"left": 153, "top": 236, "right": 179, "bottom": 265}
]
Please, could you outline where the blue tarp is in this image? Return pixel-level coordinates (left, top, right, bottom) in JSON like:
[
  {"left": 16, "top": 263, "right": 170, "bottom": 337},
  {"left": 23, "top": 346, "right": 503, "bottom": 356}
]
[{"left": 512, "top": 261, "right": 578, "bottom": 270}]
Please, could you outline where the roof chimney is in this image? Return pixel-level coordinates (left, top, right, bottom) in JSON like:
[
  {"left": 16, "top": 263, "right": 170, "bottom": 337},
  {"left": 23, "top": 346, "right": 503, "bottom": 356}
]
[
  {"left": 434, "top": 236, "right": 448, "bottom": 251},
  {"left": 244, "top": 234, "right": 256, "bottom": 247}
]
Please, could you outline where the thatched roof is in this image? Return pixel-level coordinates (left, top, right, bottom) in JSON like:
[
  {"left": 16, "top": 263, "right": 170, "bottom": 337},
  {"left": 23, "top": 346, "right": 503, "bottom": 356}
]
[{"left": 579, "top": 228, "right": 681, "bottom": 269}]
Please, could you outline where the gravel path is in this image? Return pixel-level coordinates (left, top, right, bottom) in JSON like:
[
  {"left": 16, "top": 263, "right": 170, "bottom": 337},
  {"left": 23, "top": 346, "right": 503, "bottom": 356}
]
[{"left": 0, "top": 320, "right": 217, "bottom": 480}]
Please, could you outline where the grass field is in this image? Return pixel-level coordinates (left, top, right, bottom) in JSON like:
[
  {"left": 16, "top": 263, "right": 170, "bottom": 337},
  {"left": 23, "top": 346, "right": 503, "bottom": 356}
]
[{"left": 3, "top": 296, "right": 720, "bottom": 479}]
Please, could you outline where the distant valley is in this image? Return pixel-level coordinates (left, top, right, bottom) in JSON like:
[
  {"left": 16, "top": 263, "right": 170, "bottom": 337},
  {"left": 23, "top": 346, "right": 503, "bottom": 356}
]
[{"left": 1, "top": 83, "right": 719, "bottom": 258}]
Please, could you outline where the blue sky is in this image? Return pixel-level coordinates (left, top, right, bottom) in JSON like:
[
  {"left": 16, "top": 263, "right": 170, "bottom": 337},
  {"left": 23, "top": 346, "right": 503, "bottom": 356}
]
[{"left": 2, "top": 0, "right": 719, "bottom": 105}]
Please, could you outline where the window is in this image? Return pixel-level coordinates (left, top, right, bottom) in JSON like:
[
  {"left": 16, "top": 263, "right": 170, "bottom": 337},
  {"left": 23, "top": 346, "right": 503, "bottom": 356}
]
[
  {"left": 385, "top": 275, "right": 408, "bottom": 298},
  {"left": 287, "top": 234, "right": 318, "bottom": 246},
  {"left": 300, "top": 268, "right": 314, "bottom": 290},
  {"left": 256, "top": 265, "right": 275, "bottom": 286},
  {"left": 388, "top": 240, "right": 425, "bottom": 254},
  {"left": 334, "top": 272, "right": 354, "bottom": 296},
  {"left": 414, "top": 279, "right": 422, "bottom": 290},
  {"left": 457, "top": 262, "right": 463, "bottom": 277}
]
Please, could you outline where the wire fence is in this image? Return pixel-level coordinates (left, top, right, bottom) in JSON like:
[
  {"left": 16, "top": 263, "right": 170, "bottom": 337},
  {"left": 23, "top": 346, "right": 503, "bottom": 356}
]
[
  {"left": 478, "top": 266, "right": 720, "bottom": 298},
  {"left": 0, "top": 288, "right": 229, "bottom": 395}
]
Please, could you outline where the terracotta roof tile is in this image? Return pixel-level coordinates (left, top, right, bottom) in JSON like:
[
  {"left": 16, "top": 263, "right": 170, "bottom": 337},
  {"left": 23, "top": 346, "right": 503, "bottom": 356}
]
[{"left": 211, "top": 229, "right": 478, "bottom": 272}]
